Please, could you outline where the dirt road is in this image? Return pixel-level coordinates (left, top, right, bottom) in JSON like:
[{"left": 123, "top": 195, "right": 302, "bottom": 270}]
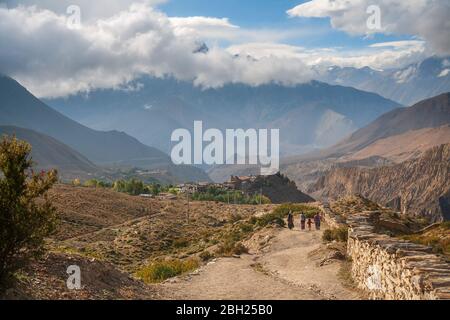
[{"left": 159, "top": 224, "right": 361, "bottom": 300}]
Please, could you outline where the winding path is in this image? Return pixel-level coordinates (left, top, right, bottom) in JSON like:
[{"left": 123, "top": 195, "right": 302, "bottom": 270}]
[{"left": 158, "top": 224, "right": 361, "bottom": 300}]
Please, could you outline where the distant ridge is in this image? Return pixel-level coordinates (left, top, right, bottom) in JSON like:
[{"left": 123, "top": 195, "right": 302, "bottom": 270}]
[
  {"left": 0, "top": 125, "right": 98, "bottom": 179},
  {"left": 0, "top": 75, "right": 210, "bottom": 182},
  {"left": 0, "top": 74, "right": 168, "bottom": 165}
]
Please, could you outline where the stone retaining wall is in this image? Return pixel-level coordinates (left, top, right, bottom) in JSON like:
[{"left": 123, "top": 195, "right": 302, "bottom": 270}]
[
  {"left": 346, "top": 212, "right": 450, "bottom": 300},
  {"left": 319, "top": 204, "right": 346, "bottom": 229},
  {"left": 319, "top": 206, "right": 450, "bottom": 300}
]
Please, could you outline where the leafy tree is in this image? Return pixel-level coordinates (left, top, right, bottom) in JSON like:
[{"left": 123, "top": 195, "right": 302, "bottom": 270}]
[
  {"left": 0, "top": 136, "right": 58, "bottom": 286},
  {"left": 113, "top": 178, "right": 145, "bottom": 195}
]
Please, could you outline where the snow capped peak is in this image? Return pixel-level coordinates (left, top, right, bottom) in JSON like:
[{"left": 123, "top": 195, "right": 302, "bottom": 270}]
[{"left": 438, "top": 69, "right": 450, "bottom": 77}]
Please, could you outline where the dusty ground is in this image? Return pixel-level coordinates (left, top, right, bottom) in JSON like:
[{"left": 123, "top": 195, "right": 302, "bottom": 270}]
[
  {"left": 3, "top": 185, "right": 361, "bottom": 300},
  {"left": 1, "top": 252, "right": 161, "bottom": 300},
  {"left": 158, "top": 224, "right": 360, "bottom": 300}
]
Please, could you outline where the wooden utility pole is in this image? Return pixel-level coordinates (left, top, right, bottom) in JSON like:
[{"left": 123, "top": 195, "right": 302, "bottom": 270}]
[{"left": 186, "top": 192, "right": 190, "bottom": 224}]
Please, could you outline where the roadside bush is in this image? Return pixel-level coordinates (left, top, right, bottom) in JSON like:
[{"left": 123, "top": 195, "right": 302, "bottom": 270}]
[
  {"left": 232, "top": 242, "right": 249, "bottom": 255},
  {"left": 136, "top": 259, "right": 199, "bottom": 283},
  {"left": 255, "top": 213, "right": 285, "bottom": 228},
  {"left": 322, "top": 227, "right": 349, "bottom": 243},
  {"left": 215, "top": 240, "right": 248, "bottom": 256},
  {"left": 199, "top": 251, "right": 214, "bottom": 262},
  {"left": 0, "top": 136, "right": 58, "bottom": 287},
  {"left": 240, "top": 223, "right": 254, "bottom": 233}
]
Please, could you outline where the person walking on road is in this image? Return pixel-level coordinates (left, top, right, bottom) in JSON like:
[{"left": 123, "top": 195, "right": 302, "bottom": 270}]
[
  {"left": 300, "top": 212, "right": 306, "bottom": 231},
  {"left": 287, "top": 211, "right": 294, "bottom": 230},
  {"left": 314, "top": 213, "right": 321, "bottom": 230}
]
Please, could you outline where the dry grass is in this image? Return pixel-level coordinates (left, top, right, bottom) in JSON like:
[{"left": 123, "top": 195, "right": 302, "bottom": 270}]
[
  {"left": 330, "top": 195, "right": 382, "bottom": 217},
  {"left": 402, "top": 222, "right": 450, "bottom": 257},
  {"left": 135, "top": 259, "right": 200, "bottom": 283},
  {"left": 322, "top": 227, "right": 349, "bottom": 243},
  {"left": 48, "top": 184, "right": 277, "bottom": 272}
]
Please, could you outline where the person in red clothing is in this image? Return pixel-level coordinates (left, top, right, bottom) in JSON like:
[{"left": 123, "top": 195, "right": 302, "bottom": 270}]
[{"left": 307, "top": 218, "right": 313, "bottom": 231}]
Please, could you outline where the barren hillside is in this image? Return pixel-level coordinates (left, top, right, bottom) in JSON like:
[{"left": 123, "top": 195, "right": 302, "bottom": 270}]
[{"left": 310, "top": 144, "right": 450, "bottom": 222}]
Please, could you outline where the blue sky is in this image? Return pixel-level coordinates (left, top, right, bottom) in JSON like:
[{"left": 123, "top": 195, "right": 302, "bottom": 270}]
[{"left": 160, "top": 0, "right": 410, "bottom": 49}]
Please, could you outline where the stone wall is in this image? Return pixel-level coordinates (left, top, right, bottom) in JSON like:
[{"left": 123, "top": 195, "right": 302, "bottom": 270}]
[
  {"left": 346, "top": 212, "right": 450, "bottom": 300},
  {"left": 319, "top": 203, "right": 347, "bottom": 229}
]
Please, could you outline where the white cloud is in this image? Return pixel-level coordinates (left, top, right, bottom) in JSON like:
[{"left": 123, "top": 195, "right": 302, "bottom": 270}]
[
  {"left": 170, "top": 16, "right": 239, "bottom": 30},
  {"left": 228, "top": 40, "right": 428, "bottom": 71},
  {"left": 438, "top": 69, "right": 450, "bottom": 77},
  {"left": 369, "top": 40, "right": 425, "bottom": 49},
  {"left": 2, "top": 0, "right": 167, "bottom": 20},
  {"left": 288, "top": 0, "right": 450, "bottom": 55},
  {"left": 0, "top": 4, "right": 314, "bottom": 97}
]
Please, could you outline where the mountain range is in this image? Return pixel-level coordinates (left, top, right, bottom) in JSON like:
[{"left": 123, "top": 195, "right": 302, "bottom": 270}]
[
  {"left": 46, "top": 77, "right": 400, "bottom": 156},
  {"left": 319, "top": 56, "right": 450, "bottom": 106}
]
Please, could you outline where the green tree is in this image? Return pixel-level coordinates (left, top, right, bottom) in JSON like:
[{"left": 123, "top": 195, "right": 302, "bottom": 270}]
[{"left": 0, "top": 136, "right": 58, "bottom": 286}]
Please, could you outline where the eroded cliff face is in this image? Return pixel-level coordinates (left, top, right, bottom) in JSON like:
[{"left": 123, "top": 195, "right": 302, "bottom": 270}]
[{"left": 310, "top": 144, "right": 450, "bottom": 222}]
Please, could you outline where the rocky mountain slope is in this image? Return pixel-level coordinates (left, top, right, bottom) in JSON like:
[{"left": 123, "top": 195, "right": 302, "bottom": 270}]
[
  {"left": 279, "top": 93, "right": 450, "bottom": 190},
  {"left": 309, "top": 92, "right": 450, "bottom": 160},
  {"left": 339, "top": 125, "right": 450, "bottom": 163},
  {"left": 0, "top": 126, "right": 98, "bottom": 180},
  {"left": 232, "top": 172, "right": 314, "bottom": 204},
  {"left": 309, "top": 144, "right": 450, "bottom": 222}
]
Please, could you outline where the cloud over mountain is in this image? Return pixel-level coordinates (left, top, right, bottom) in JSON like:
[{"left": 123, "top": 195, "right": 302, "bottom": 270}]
[
  {"left": 0, "top": 3, "right": 316, "bottom": 97},
  {"left": 288, "top": 0, "right": 450, "bottom": 56}
]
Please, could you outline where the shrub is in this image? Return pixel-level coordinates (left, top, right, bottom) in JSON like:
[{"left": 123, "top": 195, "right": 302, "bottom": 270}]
[
  {"left": 215, "top": 240, "right": 248, "bottom": 256},
  {"left": 442, "top": 221, "right": 450, "bottom": 230},
  {"left": 232, "top": 242, "right": 249, "bottom": 255},
  {"left": 199, "top": 251, "right": 214, "bottom": 262},
  {"left": 190, "top": 188, "right": 271, "bottom": 205},
  {"left": 255, "top": 213, "right": 285, "bottom": 228},
  {"left": 173, "top": 238, "right": 189, "bottom": 248},
  {"left": 0, "top": 136, "right": 58, "bottom": 286},
  {"left": 240, "top": 223, "right": 254, "bottom": 233},
  {"left": 113, "top": 179, "right": 145, "bottom": 195},
  {"left": 136, "top": 259, "right": 199, "bottom": 283},
  {"left": 322, "top": 227, "right": 349, "bottom": 243},
  {"left": 230, "top": 213, "right": 243, "bottom": 223}
]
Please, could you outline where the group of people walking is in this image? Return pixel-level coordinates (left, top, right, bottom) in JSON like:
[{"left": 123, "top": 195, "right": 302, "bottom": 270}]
[{"left": 287, "top": 211, "right": 321, "bottom": 231}]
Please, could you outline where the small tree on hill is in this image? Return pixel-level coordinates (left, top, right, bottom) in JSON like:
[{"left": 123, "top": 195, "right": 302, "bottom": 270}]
[{"left": 0, "top": 136, "right": 58, "bottom": 286}]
